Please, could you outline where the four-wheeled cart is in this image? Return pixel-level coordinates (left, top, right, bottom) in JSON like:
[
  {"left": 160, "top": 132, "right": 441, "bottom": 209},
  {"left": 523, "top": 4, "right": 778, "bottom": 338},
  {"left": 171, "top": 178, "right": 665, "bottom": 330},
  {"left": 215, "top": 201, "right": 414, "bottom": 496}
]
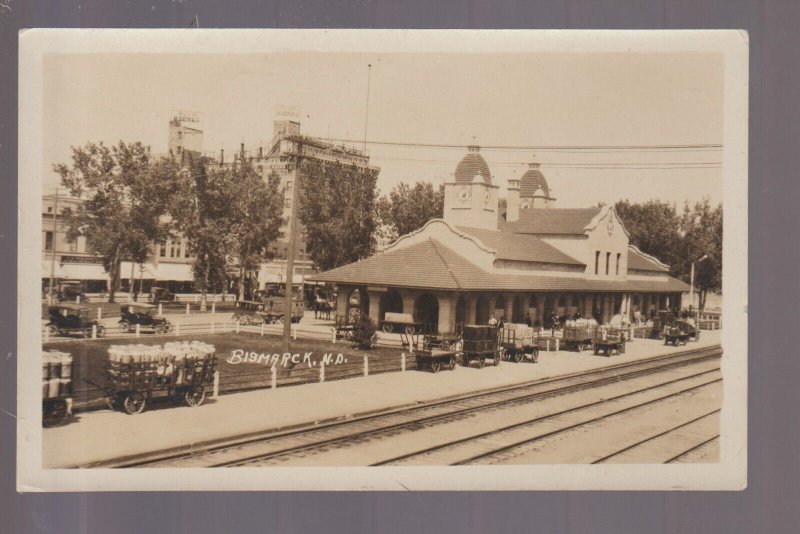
[
  {"left": 42, "top": 350, "right": 74, "bottom": 427},
  {"left": 380, "top": 312, "right": 422, "bottom": 334},
  {"left": 499, "top": 325, "right": 539, "bottom": 363},
  {"left": 105, "top": 344, "right": 217, "bottom": 415},
  {"left": 461, "top": 325, "right": 502, "bottom": 368},
  {"left": 562, "top": 324, "right": 597, "bottom": 352},
  {"left": 416, "top": 349, "right": 458, "bottom": 373},
  {"left": 664, "top": 326, "right": 691, "bottom": 346}
]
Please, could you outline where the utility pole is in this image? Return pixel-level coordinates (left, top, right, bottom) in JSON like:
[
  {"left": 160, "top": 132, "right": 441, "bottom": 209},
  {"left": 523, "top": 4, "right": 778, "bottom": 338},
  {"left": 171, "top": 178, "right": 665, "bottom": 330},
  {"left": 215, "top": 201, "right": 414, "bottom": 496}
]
[
  {"left": 283, "top": 138, "right": 303, "bottom": 352},
  {"left": 363, "top": 63, "right": 372, "bottom": 153},
  {"left": 48, "top": 188, "right": 59, "bottom": 304}
]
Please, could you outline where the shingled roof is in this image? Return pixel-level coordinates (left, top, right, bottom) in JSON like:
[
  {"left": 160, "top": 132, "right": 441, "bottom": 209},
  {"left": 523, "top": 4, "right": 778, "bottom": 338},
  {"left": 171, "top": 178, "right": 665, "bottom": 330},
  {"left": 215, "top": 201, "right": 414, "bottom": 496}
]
[
  {"left": 454, "top": 146, "right": 492, "bottom": 185},
  {"left": 500, "top": 207, "right": 602, "bottom": 235},
  {"left": 310, "top": 238, "right": 690, "bottom": 293},
  {"left": 455, "top": 226, "right": 583, "bottom": 266},
  {"left": 627, "top": 246, "right": 670, "bottom": 272}
]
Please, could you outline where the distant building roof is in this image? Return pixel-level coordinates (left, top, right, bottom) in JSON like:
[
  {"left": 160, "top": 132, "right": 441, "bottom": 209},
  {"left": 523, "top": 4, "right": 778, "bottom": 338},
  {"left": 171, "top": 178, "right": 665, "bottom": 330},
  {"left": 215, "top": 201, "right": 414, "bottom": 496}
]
[
  {"left": 519, "top": 163, "right": 552, "bottom": 198},
  {"left": 455, "top": 226, "right": 583, "bottom": 266},
  {"left": 454, "top": 146, "right": 492, "bottom": 185},
  {"left": 310, "top": 238, "right": 689, "bottom": 293},
  {"left": 500, "top": 207, "right": 602, "bottom": 235},
  {"left": 627, "top": 245, "right": 670, "bottom": 272}
]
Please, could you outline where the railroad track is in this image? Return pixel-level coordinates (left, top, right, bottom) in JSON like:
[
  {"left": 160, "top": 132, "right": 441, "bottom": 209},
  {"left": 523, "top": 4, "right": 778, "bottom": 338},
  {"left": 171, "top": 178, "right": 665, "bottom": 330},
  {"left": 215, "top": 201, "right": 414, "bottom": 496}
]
[
  {"left": 381, "top": 375, "right": 720, "bottom": 466},
  {"left": 84, "top": 345, "right": 721, "bottom": 468}
]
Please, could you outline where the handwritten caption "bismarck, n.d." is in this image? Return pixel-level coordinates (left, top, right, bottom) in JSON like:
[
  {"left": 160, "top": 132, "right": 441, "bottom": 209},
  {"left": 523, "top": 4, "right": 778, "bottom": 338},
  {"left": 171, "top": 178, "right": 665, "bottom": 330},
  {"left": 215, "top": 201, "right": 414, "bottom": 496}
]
[{"left": 227, "top": 349, "right": 348, "bottom": 367}]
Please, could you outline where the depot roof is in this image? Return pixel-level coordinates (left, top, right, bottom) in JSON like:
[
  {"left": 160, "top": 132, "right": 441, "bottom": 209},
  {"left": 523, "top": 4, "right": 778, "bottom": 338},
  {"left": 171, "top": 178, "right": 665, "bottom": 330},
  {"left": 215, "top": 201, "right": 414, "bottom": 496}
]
[
  {"left": 310, "top": 238, "right": 689, "bottom": 293},
  {"left": 455, "top": 226, "right": 583, "bottom": 266},
  {"left": 500, "top": 207, "right": 603, "bottom": 235}
]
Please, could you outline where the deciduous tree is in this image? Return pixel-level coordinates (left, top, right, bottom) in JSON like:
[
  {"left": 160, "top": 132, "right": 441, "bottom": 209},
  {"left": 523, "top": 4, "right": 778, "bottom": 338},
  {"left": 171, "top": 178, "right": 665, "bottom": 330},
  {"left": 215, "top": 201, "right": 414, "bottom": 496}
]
[
  {"left": 377, "top": 181, "right": 444, "bottom": 241},
  {"left": 298, "top": 158, "right": 380, "bottom": 272},
  {"left": 54, "top": 142, "right": 177, "bottom": 302}
]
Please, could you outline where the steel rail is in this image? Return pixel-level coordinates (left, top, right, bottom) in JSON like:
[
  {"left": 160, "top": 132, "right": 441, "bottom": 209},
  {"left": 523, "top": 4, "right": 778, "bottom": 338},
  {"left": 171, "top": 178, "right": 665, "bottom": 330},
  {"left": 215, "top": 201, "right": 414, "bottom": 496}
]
[
  {"left": 377, "top": 372, "right": 721, "bottom": 466},
  {"left": 591, "top": 409, "right": 721, "bottom": 464},
  {"left": 84, "top": 345, "right": 720, "bottom": 468},
  {"left": 222, "top": 361, "right": 721, "bottom": 468}
]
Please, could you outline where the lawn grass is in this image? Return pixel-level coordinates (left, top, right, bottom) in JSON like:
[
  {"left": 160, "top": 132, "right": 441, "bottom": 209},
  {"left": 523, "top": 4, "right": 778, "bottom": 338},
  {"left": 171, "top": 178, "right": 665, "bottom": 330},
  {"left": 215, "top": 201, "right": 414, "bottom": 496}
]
[{"left": 43, "top": 332, "right": 406, "bottom": 407}]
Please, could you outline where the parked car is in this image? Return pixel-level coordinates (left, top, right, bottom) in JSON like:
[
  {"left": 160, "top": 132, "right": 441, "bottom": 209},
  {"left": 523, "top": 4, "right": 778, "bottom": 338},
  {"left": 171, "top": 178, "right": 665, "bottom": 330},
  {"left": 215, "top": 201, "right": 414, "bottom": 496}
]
[
  {"left": 46, "top": 304, "right": 106, "bottom": 338},
  {"left": 118, "top": 303, "right": 172, "bottom": 334},
  {"left": 148, "top": 287, "right": 176, "bottom": 304},
  {"left": 56, "top": 281, "right": 87, "bottom": 303}
]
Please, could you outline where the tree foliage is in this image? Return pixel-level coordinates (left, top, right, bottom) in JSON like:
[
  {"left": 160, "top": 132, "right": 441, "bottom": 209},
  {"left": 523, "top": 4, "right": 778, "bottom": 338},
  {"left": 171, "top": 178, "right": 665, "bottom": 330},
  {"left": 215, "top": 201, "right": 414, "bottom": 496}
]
[
  {"left": 615, "top": 198, "right": 723, "bottom": 310},
  {"left": 54, "top": 142, "right": 178, "bottom": 302},
  {"left": 171, "top": 157, "right": 283, "bottom": 303},
  {"left": 376, "top": 181, "right": 444, "bottom": 241},
  {"left": 298, "top": 158, "right": 380, "bottom": 272}
]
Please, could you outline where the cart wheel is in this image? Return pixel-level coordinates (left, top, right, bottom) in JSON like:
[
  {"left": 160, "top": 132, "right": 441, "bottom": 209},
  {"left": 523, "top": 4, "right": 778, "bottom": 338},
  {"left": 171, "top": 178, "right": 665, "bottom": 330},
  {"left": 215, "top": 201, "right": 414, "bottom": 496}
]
[
  {"left": 155, "top": 323, "right": 167, "bottom": 334},
  {"left": 514, "top": 351, "right": 524, "bottom": 364},
  {"left": 382, "top": 324, "right": 393, "bottom": 333},
  {"left": 478, "top": 357, "right": 486, "bottom": 369},
  {"left": 83, "top": 328, "right": 92, "bottom": 338},
  {"left": 276, "top": 316, "right": 285, "bottom": 325},
  {"left": 594, "top": 346, "right": 599, "bottom": 355},
  {"left": 184, "top": 385, "right": 206, "bottom": 407},
  {"left": 96, "top": 325, "right": 106, "bottom": 338},
  {"left": 119, "top": 320, "right": 130, "bottom": 332},
  {"left": 405, "top": 325, "right": 415, "bottom": 335},
  {"left": 665, "top": 338, "right": 670, "bottom": 346},
  {"left": 696, "top": 331, "right": 701, "bottom": 341},
  {"left": 431, "top": 360, "right": 441, "bottom": 373},
  {"left": 122, "top": 393, "right": 146, "bottom": 415},
  {"left": 576, "top": 343, "right": 582, "bottom": 353},
  {"left": 231, "top": 313, "right": 241, "bottom": 322},
  {"left": 494, "top": 353, "right": 500, "bottom": 366},
  {"left": 448, "top": 356, "right": 457, "bottom": 371},
  {"left": 47, "top": 324, "right": 58, "bottom": 335}
]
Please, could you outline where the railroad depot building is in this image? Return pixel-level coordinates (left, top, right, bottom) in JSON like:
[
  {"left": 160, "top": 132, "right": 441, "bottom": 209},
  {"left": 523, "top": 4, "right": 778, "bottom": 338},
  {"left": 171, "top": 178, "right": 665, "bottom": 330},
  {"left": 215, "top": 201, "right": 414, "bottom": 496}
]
[{"left": 312, "top": 146, "right": 690, "bottom": 334}]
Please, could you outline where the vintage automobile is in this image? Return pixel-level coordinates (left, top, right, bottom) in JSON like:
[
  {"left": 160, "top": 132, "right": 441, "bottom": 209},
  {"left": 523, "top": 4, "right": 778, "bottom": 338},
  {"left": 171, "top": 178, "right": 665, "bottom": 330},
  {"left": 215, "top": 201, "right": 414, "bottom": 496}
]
[
  {"left": 118, "top": 303, "right": 172, "bottom": 334},
  {"left": 55, "top": 281, "right": 87, "bottom": 303},
  {"left": 46, "top": 304, "right": 106, "bottom": 338},
  {"left": 148, "top": 287, "right": 176, "bottom": 304}
]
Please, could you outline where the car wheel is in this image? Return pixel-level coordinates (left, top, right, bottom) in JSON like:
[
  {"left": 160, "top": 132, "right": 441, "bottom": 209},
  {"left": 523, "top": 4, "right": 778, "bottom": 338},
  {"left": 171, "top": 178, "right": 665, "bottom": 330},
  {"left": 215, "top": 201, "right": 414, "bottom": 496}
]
[{"left": 96, "top": 325, "right": 106, "bottom": 338}]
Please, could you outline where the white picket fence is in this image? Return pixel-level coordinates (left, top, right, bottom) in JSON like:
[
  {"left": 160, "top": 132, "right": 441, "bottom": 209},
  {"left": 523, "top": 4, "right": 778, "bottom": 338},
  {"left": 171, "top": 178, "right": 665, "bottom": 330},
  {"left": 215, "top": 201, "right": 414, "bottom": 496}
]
[{"left": 42, "top": 320, "right": 411, "bottom": 349}]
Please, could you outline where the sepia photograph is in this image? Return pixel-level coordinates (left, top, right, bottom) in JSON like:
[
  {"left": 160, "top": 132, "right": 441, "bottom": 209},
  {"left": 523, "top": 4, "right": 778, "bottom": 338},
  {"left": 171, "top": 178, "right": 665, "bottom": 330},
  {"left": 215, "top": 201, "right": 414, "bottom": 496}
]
[{"left": 17, "top": 29, "right": 747, "bottom": 491}]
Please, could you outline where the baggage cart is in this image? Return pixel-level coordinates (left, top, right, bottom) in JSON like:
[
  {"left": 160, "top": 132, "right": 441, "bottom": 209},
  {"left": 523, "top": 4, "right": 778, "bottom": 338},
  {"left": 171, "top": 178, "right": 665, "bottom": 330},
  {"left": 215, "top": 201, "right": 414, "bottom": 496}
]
[
  {"left": 461, "top": 325, "right": 502, "bottom": 368},
  {"left": 415, "top": 349, "right": 458, "bottom": 373},
  {"left": 499, "top": 325, "right": 539, "bottom": 363},
  {"left": 562, "top": 324, "right": 597, "bottom": 352},
  {"left": 104, "top": 343, "right": 217, "bottom": 415}
]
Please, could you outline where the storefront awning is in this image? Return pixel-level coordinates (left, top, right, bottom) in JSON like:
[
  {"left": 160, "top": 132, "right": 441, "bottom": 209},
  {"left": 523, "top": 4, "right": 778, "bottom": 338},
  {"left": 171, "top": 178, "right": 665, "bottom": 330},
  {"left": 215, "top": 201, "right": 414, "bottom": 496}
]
[
  {"left": 154, "top": 262, "right": 194, "bottom": 281},
  {"left": 120, "top": 262, "right": 157, "bottom": 279},
  {"left": 60, "top": 263, "right": 108, "bottom": 280},
  {"left": 41, "top": 260, "right": 67, "bottom": 279}
]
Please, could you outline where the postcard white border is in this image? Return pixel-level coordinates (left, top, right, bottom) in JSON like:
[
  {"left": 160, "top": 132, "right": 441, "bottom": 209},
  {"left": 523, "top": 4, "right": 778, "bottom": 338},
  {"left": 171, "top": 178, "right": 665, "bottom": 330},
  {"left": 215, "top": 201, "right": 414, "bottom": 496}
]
[{"left": 17, "top": 29, "right": 748, "bottom": 491}]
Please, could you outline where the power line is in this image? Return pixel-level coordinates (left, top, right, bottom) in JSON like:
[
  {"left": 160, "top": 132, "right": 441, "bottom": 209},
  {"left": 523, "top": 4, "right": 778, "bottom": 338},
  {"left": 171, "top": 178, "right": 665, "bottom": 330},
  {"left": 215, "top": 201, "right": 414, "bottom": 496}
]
[{"left": 322, "top": 137, "right": 723, "bottom": 151}]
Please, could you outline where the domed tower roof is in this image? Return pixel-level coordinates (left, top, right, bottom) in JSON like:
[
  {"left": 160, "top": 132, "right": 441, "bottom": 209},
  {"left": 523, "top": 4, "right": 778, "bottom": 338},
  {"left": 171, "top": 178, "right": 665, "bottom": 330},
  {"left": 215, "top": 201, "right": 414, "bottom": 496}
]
[
  {"left": 454, "top": 145, "right": 492, "bottom": 185},
  {"left": 520, "top": 160, "right": 551, "bottom": 198}
]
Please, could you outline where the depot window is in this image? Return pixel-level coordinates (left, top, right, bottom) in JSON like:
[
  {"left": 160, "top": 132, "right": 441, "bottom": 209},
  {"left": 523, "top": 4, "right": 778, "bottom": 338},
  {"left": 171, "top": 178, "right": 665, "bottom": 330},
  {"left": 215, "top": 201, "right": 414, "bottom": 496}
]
[
  {"left": 606, "top": 252, "right": 611, "bottom": 275},
  {"left": 594, "top": 251, "right": 600, "bottom": 274},
  {"left": 616, "top": 253, "right": 621, "bottom": 275},
  {"left": 45, "top": 231, "right": 54, "bottom": 251}
]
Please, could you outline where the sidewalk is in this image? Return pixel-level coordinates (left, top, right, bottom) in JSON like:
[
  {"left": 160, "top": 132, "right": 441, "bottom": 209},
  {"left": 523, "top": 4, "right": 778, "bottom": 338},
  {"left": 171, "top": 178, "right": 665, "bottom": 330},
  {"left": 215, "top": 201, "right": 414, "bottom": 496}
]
[{"left": 43, "top": 330, "right": 722, "bottom": 468}]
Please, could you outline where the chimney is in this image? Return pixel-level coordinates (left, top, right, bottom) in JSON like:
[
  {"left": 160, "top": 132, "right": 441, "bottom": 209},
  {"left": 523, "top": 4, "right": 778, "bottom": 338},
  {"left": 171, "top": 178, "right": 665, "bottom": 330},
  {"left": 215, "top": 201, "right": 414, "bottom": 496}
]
[
  {"left": 219, "top": 148, "right": 224, "bottom": 167},
  {"left": 240, "top": 143, "right": 245, "bottom": 158},
  {"left": 258, "top": 147, "right": 263, "bottom": 158},
  {"left": 506, "top": 177, "right": 520, "bottom": 222}
]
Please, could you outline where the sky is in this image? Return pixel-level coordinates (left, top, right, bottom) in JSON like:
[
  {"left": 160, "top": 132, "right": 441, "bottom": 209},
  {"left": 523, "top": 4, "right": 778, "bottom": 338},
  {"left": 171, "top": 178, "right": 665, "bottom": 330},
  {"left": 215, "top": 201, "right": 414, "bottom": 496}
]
[{"left": 43, "top": 52, "right": 723, "bottom": 208}]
